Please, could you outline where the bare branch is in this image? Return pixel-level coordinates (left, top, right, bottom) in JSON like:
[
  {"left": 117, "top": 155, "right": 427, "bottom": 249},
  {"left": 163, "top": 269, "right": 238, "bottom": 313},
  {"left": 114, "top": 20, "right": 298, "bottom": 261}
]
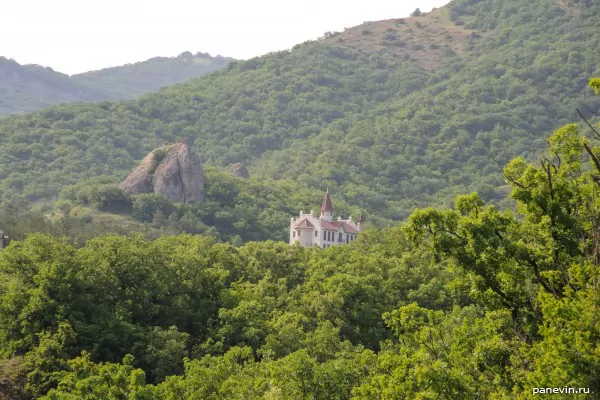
[
  {"left": 584, "top": 143, "right": 600, "bottom": 178},
  {"left": 586, "top": 106, "right": 600, "bottom": 117},
  {"left": 577, "top": 108, "right": 600, "bottom": 141},
  {"left": 493, "top": 156, "right": 528, "bottom": 190}
]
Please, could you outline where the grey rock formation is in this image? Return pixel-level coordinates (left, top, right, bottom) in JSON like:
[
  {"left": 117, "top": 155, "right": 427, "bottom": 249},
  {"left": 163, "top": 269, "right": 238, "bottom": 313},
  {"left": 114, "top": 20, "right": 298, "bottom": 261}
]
[
  {"left": 119, "top": 142, "right": 204, "bottom": 204},
  {"left": 229, "top": 163, "right": 249, "bottom": 178}
]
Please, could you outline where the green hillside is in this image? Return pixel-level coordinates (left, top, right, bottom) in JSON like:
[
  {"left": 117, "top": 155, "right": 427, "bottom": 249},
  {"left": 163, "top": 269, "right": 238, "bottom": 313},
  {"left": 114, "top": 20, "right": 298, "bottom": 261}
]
[
  {"left": 1, "top": 0, "right": 599, "bottom": 227},
  {"left": 0, "top": 52, "right": 231, "bottom": 115},
  {"left": 2, "top": 110, "right": 600, "bottom": 396}
]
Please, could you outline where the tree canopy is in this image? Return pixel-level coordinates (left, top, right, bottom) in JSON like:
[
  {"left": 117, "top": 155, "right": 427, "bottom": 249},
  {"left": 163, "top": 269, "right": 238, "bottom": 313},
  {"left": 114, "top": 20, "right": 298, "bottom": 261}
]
[{"left": 1, "top": 77, "right": 599, "bottom": 399}]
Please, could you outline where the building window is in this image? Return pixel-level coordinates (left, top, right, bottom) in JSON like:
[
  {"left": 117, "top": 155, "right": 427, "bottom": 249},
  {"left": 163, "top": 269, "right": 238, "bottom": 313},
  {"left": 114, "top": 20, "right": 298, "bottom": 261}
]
[
  {"left": 293, "top": 231, "right": 295, "bottom": 238},
  {"left": 323, "top": 231, "right": 326, "bottom": 240},
  {"left": 298, "top": 230, "right": 301, "bottom": 237},
  {"left": 315, "top": 230, "right": 318, "bottom": 237},
  {"left": 338, "top": 232, "right": 342, "bottom": 242}
]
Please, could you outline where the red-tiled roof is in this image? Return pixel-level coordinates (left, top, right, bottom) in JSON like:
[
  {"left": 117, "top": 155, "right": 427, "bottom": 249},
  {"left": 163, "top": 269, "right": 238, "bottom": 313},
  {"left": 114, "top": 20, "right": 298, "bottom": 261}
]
[
  {"left": 319, "top": 220, "right": 358, "bottom": 234},
  {"left": 320, "top": 190, "right": 333, "bottom": 212},
  {"left": 341, "top": 222, "right": 358, "bottom": 234},
  {"left": 294, "top": 218, "right": 315, "bottom": 229},
  {"left": 320, "top": 219, "right": 339, "bottom": 231}
]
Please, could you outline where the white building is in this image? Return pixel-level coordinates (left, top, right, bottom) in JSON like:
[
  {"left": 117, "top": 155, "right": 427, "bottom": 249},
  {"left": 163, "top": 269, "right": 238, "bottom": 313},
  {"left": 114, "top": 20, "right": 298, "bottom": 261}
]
[
  {"left": 290, "top": 190, "right": 364, "bottom": 248},
  {"left": 0, "top": 230, "right": 7, "bottom": 251}
]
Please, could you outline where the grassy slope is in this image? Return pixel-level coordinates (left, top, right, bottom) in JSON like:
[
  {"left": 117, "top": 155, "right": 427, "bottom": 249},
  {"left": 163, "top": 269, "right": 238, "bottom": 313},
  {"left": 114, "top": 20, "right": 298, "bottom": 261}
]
[{"left": 0, "top": 0, "right": 599, "bottom": 226}]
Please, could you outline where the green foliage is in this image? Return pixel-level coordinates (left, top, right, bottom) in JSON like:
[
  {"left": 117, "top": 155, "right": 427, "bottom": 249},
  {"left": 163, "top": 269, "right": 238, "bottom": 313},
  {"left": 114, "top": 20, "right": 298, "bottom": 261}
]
[
  {"left": 59, "top": 177, "right": 132, "bottom": 213},
  {"left": 23, "top": 323, "right": 77, "bottom": 397},
  {"left": 42, "top": 353, "right": 156, "bottom": 400},
  {"left": 590, "top": 77, "right": 600, "bottom": 95},
  {"left": 131, "top": 194, "right": 174, "bottom": 223},
  {"left": 0, "top": 224, "right": 451, "bottom": 397},
  {"left": 148, "top": 148, "right": 168, "bottom": 175}
]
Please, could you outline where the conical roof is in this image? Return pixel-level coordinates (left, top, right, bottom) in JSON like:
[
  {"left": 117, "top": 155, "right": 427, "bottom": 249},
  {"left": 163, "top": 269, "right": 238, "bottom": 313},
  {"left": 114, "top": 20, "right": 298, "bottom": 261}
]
[{"left": 320, "top": 189, "right": 333, "bottom": 212}]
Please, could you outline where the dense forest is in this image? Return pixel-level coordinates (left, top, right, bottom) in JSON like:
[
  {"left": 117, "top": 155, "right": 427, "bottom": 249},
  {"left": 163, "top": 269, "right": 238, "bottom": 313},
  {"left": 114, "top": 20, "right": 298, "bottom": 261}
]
[
  {"left": 1, "top": 79, "right": 600, "bottom": 398},
  {"left": 0, "top": 52, "right": 231, "bottom": 115}
]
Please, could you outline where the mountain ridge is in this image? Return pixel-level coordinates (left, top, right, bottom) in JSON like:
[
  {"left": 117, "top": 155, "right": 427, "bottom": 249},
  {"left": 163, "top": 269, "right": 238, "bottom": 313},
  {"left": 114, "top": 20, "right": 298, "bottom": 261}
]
[{"left": 0, "top": 52, "right": 233, "bottom": 115}]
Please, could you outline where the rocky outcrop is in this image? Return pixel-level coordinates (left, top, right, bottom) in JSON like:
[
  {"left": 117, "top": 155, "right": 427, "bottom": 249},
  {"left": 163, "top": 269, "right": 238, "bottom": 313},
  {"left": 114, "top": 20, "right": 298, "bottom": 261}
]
[
  {"left": 229, "top": 163, "right": 249, "bottom": 178},
  {"left": 119, "top": 142, "right": 204, "bottom": 204}
]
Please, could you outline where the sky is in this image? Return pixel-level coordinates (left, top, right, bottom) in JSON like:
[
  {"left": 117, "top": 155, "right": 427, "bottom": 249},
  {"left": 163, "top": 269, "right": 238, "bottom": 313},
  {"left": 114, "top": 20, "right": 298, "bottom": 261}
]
[{"left": 1, "top": 0, "right": 450, "bottom": 75}]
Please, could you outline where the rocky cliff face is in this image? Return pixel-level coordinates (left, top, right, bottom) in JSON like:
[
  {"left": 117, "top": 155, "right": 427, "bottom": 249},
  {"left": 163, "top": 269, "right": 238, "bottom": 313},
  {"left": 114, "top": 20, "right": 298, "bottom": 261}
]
[
  {"left": 229, "top": 163, "right": 249, "bottom": 178},
  {"left": 119, "top": 143, "right": 204, "bottom": 204}
]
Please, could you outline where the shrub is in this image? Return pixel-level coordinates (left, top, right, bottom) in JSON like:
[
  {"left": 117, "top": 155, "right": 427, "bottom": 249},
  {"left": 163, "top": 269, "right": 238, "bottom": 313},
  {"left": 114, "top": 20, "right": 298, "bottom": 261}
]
[
  {"left": 131, "top": 193, "right": 173, "bottom": 222},
  {"left": 91, "top": 184, "right": 132, "bottom": 213},
  {"left": 149, "top": 148, "right": 168, "bottom": 175}
]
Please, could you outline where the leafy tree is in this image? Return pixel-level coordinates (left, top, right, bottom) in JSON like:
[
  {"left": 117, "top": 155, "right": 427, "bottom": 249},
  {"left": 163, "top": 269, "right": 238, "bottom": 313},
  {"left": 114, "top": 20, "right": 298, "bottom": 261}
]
[{"left": 42, "top": 353, "right": 156, "bottom": 400}]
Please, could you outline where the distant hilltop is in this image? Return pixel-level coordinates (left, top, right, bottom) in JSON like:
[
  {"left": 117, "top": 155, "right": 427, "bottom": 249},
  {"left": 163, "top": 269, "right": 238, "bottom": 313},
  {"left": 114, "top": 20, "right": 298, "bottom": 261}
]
[{"left": 0, "top": 51, "right": 233, "bottom": 115}]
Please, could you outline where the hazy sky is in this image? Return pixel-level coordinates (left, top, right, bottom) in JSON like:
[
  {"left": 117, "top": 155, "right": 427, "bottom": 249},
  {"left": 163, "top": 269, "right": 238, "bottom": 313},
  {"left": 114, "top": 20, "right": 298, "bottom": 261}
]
[{"left": 2, "top": 0, "right": 450, "bottom": 75}]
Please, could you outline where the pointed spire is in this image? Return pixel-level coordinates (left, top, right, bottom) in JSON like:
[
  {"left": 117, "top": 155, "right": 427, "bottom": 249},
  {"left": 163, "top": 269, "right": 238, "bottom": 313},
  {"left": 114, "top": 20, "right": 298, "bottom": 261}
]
[{"left": 320, "top": 189, "right": 333, "bottom": 212}]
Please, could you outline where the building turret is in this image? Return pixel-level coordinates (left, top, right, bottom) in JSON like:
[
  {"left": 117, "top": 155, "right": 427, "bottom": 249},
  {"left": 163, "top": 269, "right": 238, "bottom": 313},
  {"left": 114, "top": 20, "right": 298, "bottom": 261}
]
[
  {"left": 0, "top": 230, "right": 7, "bottom": 250},
  {"left": 320, "top": 189, "right": 334, "bottom": 222},
  {"left": 357, "top": 214, "right": 365, "bottom": 232}
]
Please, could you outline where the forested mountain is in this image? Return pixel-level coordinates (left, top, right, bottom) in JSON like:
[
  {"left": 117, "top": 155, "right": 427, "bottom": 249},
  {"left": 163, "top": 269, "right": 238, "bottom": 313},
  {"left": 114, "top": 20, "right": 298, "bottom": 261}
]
[
  {"left": 2, "top": 102, "right": 600, "bottom": 396},
  {"left": 2, "top": 0, "right": 600, "bottom": 232},
  {"left": 0, "top": 52, "right": 231, "bottom": 115}
]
